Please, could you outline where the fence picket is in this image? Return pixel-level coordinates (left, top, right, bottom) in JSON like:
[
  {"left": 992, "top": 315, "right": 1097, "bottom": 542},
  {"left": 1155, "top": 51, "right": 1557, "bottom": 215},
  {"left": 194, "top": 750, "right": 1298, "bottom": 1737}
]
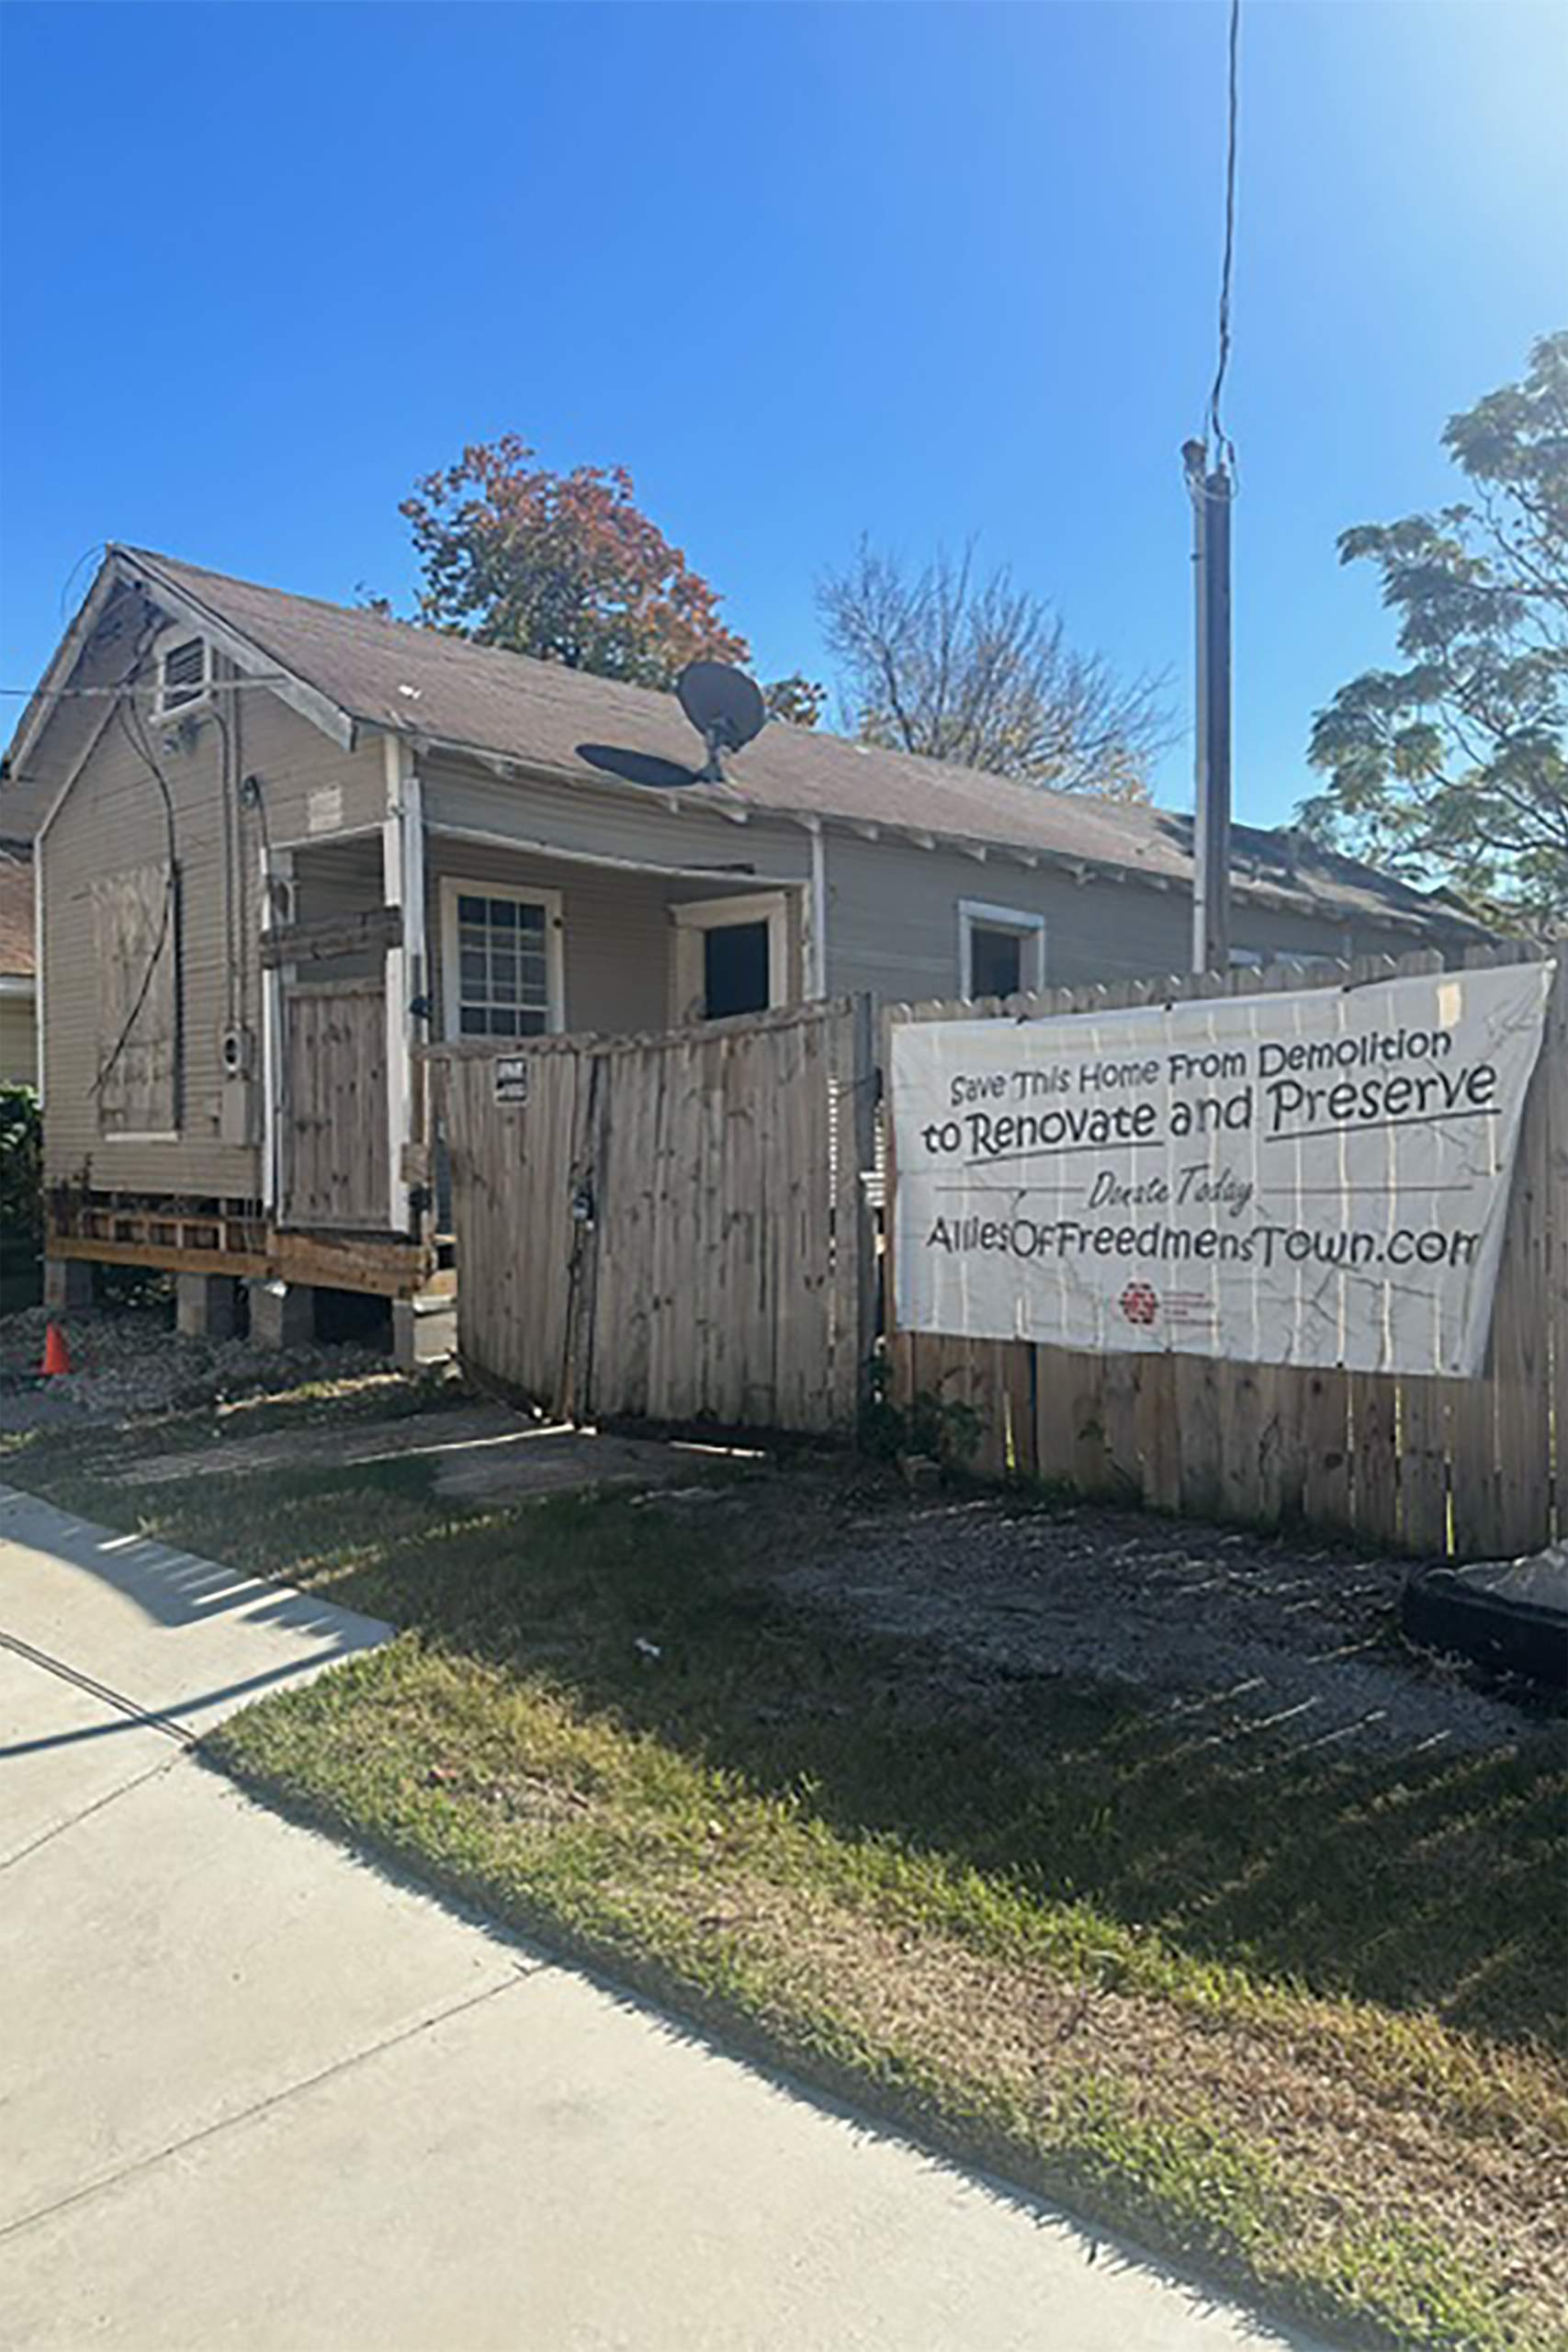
[{"left": 1133, "top": 1352, "right": 1181, "bottom": 1510}]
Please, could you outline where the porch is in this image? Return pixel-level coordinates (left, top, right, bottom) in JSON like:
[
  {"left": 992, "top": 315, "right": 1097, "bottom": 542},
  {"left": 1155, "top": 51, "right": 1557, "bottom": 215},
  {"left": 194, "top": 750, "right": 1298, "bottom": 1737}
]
[
  {"left": 279, "top": 827, "right": 808, "bottom": 1046},
  {"left": 423, "top": 834, "right": 808, "bottom": 1039},
  {"left": 42, "top": 821, "right": 813, "bottom": 1337}
]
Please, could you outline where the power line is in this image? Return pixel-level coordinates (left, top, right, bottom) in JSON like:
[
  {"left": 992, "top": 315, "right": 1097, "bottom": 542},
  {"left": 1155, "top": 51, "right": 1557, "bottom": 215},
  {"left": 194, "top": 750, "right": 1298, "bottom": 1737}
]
[
  {"left": 1206, "top": 0, "right": 1241, "bottom": 474},
  {"left": 91, "top": 662, "right": 183, "bottom": 1103},
  {"left": 0, "top": 674, "right": 294, "bottom": 701},
  {"left": 58, "top": 543, "right": 107, "bottom": 622}
]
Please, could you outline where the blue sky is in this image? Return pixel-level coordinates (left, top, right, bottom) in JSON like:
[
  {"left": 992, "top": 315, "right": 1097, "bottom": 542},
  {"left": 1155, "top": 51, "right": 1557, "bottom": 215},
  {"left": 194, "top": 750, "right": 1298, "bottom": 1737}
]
[{"left": 2, "top": 1, "right": 1563, "bottom": 826}]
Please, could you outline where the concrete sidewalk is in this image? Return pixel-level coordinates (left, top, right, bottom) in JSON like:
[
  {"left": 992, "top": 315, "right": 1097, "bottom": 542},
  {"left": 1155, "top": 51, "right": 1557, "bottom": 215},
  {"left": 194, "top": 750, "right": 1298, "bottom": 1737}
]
[{"left": 0, "top": 1485, "right": 1327, "bottom": 2351}]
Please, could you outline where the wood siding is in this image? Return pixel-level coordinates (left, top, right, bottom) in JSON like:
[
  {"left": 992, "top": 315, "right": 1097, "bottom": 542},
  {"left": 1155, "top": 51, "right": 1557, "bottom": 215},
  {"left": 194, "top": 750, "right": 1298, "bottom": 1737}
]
[
  {"left": 42, "top": 665, "right": 246, "bottom": 1195},
  {"left": 420, "top": 755, "right": 816, "bottom": 887},
  {"left": 823, "top": 830, "right": 1435, "bottom": 1002},
  {"left": 292, "top": 835, "right": 387, "bottom": 982},
  {"left": 39, "top": 650, "right": 383, "bottom": 1199}
]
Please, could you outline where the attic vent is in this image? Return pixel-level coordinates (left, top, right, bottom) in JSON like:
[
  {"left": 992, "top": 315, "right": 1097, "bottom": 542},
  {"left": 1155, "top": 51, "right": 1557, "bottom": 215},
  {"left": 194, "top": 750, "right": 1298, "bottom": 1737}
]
[{"left": 158, "top": 636, "right": 208, "bottom": 718}]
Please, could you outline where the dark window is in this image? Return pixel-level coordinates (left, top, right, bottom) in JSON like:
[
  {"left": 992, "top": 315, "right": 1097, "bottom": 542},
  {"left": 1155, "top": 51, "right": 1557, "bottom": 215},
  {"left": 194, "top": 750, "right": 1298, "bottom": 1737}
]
[
  {"left": 969, "top": 925, "right": 1023, "bottom": 1000},
  {"left": 704, "top": 921, "right": 771, "bottom": 1018}
]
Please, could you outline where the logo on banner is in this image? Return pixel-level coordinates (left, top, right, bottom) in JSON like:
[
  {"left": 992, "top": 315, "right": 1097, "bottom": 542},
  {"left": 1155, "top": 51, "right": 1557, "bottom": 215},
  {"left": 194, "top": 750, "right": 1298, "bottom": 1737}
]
[{"left": 1120, "top": 1282, "right": 1159, "bottom": 1328}]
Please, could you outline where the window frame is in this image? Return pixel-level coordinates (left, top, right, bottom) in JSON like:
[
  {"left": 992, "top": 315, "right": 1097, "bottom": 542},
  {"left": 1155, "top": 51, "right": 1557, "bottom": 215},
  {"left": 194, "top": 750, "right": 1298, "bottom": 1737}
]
[
  {"left": 438, "top": 876, "right": 565, "bottom": 1043},
  {"left": 669, "top": 890, "right": 791, "bottom": 1023},
  {"left": 957, "top": 898, "right": 1046, "bottom": 1001}
]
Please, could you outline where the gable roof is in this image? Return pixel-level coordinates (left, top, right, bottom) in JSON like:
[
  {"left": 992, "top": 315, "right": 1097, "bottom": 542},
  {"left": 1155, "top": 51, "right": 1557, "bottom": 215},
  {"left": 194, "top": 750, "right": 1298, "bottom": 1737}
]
[{"left": 5, "top": 545, "right": 1490, "bottom": 943}]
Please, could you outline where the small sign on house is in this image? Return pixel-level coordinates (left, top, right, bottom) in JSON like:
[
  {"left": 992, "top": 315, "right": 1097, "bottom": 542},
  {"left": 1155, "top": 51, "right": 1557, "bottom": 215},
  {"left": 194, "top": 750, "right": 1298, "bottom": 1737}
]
[{"left": 493, "top": 1055, "right": 531, "bottom": 1107}]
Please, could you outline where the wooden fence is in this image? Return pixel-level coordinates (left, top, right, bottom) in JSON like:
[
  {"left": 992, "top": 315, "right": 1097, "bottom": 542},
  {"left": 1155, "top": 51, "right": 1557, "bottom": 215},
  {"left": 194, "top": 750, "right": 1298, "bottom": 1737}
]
[
  {"left": 884, "top": 944, "right": 1567, "bottom": 1559},
  {"left": 281, "top": 980, "right": 389, "bottom": 1231},
  {"left": 428, "top": 998, "right": 876, "bottom": 1432},
  {"left": 426, "top": 946, "right": 1562, "bottom": 1558}
]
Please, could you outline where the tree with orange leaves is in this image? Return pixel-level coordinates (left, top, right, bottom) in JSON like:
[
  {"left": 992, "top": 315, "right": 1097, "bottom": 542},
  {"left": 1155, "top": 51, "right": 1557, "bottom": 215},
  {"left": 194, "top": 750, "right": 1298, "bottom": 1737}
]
[{"left": 402, "top": 435, "right": 756, "bottom": 693}]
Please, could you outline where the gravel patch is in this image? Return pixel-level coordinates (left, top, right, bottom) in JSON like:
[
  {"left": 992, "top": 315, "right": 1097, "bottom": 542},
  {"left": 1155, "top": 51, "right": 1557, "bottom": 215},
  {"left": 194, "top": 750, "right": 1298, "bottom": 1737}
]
[
  {"left": 0, "top": 1304, "right": 390, "bottom": 1430},
  {"left": 776, "top": 1494, "right": 1555, "bottom": 1760}
]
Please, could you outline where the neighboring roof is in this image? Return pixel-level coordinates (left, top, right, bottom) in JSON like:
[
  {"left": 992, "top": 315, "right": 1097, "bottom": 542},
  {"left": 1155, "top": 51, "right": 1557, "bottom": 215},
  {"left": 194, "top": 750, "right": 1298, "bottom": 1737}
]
[
  {"left": 0, "top": 847, "right": 35, "bottom": 980},
  {"left": 5, "top": 545, "right": 1492, "bottom": 942}
]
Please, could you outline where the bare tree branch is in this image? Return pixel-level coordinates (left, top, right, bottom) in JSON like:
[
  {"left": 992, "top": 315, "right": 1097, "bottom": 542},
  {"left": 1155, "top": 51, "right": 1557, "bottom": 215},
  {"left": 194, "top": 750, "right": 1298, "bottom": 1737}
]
[{"left": 818, "top": 536, "right": 1174, "bottom": 803}]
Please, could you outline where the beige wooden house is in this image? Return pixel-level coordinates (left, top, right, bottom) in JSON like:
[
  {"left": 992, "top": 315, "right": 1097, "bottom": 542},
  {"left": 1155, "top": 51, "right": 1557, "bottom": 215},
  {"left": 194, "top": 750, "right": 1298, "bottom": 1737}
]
[{"left": 1, "top": 545, "right": 1491, "bottom": 1351}]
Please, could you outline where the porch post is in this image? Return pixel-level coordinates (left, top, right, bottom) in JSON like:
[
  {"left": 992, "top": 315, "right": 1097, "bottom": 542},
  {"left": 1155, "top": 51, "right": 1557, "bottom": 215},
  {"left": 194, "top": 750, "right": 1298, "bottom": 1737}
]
[
  {"left": 258, "top": 843, "right": 294, "bottom": 1216},
  {"left": 382, "top": 735, "right": 425, "bottom": 1238},
  {"left": 803, "top": 817, "right": 828, "bottom": 1001}
]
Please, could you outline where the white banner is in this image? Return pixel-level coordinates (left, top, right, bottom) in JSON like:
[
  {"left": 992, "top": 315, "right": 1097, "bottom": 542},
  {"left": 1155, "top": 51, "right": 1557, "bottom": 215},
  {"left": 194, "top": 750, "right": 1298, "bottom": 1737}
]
[{"left": 891, "top": 961, "right": 1554, "bottom": 1377}]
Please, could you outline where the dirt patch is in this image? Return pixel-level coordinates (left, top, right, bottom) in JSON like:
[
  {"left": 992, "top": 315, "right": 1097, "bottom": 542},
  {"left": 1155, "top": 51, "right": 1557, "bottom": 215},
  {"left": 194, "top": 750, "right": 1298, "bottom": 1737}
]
[
  {"left": 772, "top": 1493, "right": 1554, "bottom": 1758},
  {"left": 119, "top": 1408, "right": 760, "bottom": 1505}
]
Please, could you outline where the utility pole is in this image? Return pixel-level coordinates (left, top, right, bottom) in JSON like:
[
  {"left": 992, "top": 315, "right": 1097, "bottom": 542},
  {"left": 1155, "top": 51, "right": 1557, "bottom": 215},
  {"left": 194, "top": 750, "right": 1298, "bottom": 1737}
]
[{"left": 1184, "top": 441, "right": 1234, "bottom": 974}]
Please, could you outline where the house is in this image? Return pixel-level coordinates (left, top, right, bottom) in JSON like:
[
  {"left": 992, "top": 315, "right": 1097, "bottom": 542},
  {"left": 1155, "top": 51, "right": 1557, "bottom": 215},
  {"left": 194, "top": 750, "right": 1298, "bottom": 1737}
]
[
  {"left": 0, "top": 845, "right": 37, "bottom": 1085},
  {"left": 1, "top": 544, "right": 1491, "bottom": 1349}
]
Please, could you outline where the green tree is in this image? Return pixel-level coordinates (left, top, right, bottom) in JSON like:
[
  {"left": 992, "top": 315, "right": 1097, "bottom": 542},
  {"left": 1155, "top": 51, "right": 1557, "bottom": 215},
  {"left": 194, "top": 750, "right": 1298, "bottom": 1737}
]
[
  {"left": 761, "top": 673, "right": 827, "bottom": 729},
  {"left": 1302, "top": 332, "right": 1568, "bottom": 928}
]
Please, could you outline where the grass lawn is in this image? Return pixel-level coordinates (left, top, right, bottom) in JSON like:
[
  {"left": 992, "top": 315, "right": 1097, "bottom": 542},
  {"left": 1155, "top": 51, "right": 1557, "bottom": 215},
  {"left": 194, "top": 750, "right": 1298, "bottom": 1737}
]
[{"left": 6, "top": 1383, "right": 1565, "bottom": 2352}]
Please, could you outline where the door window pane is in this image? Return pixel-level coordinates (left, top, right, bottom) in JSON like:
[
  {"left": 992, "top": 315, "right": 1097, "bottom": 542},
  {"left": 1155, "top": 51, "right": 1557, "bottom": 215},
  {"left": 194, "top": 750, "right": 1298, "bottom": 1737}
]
[
  {"left": 704, "top": 921, "right": 771, "bottom": 1018},
  {"left": 970, "top": 925, "right": 1023, "bottom": 1000}
]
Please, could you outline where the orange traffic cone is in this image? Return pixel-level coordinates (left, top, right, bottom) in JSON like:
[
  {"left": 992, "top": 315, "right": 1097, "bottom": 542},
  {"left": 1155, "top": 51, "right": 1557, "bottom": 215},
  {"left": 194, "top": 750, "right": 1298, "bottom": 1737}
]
[{"left": 41, "top": 1322, "right": 72, "bottom": 1377}]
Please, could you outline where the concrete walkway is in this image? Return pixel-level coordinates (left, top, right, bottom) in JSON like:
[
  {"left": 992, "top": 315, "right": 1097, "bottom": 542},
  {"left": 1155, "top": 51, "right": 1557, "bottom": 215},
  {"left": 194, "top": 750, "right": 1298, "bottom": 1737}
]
[{"left": 0, "top": 1485, "right": 1328, "bottom": 2352}]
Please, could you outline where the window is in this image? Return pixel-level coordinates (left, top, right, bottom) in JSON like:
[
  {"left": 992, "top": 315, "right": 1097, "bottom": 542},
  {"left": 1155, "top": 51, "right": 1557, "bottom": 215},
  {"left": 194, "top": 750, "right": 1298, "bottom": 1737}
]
[
  {"left": 971, "top": 926, "right": 1023, "bottom": 999},
  {"left": 670, "top": 892, "right": 791, "bottom": 1023},
  {"left": 958, "top": 899, "right": 1046, "bottom": 1001},
  {"left": 155, "top": 634, "right": 209, "bottom": 719},
  {"left": 439, "top": 880, "right": 563, "bottom": 1039}
]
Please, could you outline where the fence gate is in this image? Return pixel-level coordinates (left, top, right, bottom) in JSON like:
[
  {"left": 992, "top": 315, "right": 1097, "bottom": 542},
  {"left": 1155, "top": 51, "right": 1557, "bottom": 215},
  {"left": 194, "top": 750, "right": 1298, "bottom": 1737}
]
[
  {"left": 429, "top": 997, "right": 877, "bottom": 1433},
  {"left": 281, "top": 980, "right": 389, "bottom": 1231}
]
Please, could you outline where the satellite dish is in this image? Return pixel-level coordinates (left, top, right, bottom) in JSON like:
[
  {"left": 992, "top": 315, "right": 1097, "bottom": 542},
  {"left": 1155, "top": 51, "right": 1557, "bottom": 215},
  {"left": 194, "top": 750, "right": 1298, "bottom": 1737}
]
[{"left": 677, "top": 661, "right": 766, "bottom": 782}]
